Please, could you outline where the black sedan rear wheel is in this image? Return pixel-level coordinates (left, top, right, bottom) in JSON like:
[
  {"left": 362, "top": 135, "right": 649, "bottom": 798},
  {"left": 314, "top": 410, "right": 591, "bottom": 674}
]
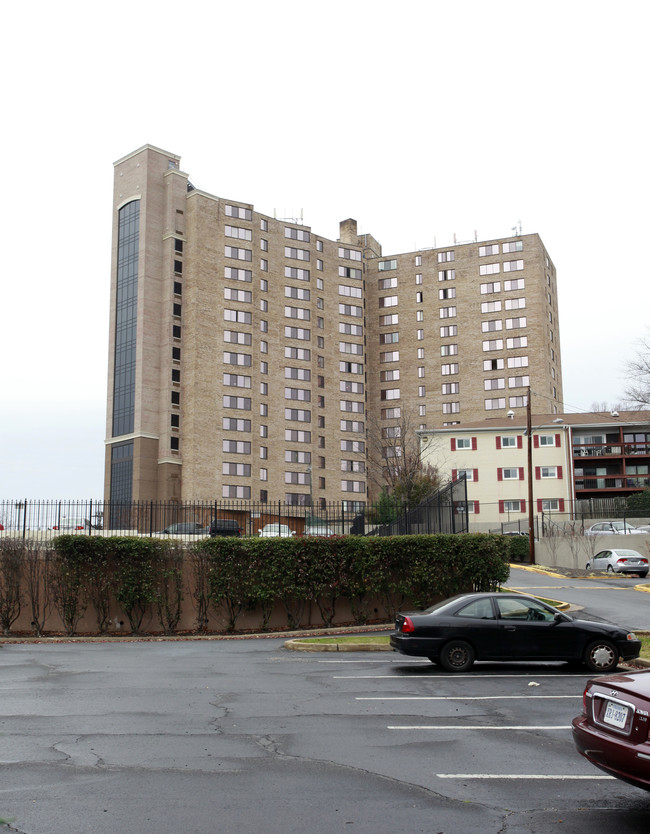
[
  {"left": 584, "top": 639, "right": 619, "bottom": 673},
  {"left": 439, "top": 640, "right": 475, "bottom": 672}
]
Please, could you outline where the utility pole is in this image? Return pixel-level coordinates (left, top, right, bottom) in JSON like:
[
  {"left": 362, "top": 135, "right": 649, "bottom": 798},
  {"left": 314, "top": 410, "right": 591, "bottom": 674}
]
[{"left": 527, "top": 387, "right": 535, "bottom": 564}]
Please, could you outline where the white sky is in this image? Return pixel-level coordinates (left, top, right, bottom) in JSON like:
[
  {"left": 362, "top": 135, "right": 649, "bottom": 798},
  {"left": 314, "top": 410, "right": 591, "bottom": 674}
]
[{"left": 1, "top": 0, "right": 648, "bottom": 499}]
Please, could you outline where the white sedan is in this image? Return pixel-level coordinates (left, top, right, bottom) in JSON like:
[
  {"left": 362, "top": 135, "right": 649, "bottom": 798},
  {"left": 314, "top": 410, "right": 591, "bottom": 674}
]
[
  {"left": 258, "top": 523, "right": 295, "bottom": 538},
  {"left": 586, "top": 548, "right": 649, "bottom": 577},
  {"left": 585, "top": 521, "right": 644, "bottom": 536}
]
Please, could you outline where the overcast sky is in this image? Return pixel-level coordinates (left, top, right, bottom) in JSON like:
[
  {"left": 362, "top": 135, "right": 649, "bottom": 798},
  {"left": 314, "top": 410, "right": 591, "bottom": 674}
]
[{"left": 1, "top": 0, "right": 647, "bottom": 499}]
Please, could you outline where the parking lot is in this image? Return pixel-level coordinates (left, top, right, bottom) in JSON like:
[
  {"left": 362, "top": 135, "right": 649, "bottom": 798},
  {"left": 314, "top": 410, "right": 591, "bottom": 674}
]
[{"left": 1, "top": 638, "right": 649, "bottom": 833}]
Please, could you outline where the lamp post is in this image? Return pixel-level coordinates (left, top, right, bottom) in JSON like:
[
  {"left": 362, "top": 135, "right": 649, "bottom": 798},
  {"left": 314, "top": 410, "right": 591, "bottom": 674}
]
[
  {"left": 526, "top": 386, "right": 564, "bottom": 564},
  {"left": 306, "top": 465, "right": 313, "bottom": 509}
]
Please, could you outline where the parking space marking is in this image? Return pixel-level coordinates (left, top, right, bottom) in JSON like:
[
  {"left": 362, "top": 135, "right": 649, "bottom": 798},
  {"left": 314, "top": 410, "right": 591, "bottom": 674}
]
[
  {"left": 436, "top": 774, "right": 614, "bottom": 780},
  {"left": 358, "top": 695, "right": 580, "bottom": 701},
  {"left": 334, "top": 673, "right": 590, "bottom": 679},
  {"left": 388, "top": 725, "right": 572, "bottom": 730}
]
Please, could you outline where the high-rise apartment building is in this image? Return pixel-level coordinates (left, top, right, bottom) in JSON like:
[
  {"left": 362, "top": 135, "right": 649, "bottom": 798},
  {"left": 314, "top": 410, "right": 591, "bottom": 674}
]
[{"left": 105, "top": 145, "right": 563, "bottom": 508}]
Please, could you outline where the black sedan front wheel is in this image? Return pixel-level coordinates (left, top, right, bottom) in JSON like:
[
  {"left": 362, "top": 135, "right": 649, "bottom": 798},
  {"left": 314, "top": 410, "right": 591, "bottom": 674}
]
[
  {"left": 439, "top": 640, "right": 475, "bottom": 672},
  {"left": 584, "top": 639, "right": 619, "bottom": 673}
]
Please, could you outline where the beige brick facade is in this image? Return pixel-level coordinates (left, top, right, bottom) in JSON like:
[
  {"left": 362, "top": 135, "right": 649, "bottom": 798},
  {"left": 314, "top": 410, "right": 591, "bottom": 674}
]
[{"left": 105, "top": 145, "right": 563, "bottom": 506}]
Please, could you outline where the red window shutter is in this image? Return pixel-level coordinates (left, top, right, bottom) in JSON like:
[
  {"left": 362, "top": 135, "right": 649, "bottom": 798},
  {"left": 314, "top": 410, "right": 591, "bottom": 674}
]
[
  {"left": 521, "top": 499, "right": 526, "bottom": 513},
  {"left": 473, "top": 469, "right": 479, "bottom": 482},
  {"left": 557, "top": 466, "right": 563, "bottom": 479},
  {"left": 497, "top": 468, "right": 503, "bottom": 481},
  {"left": 452, "top": 469, "right": 457, "bottom": 480},
  {"left": 537, "top": 499, "right": 543, "bottom": 512},
  {"left": 555, "top": 433, "right": 561, "bottom": 447},
  {"left": 474, "top": 500, "right": 480, "bottom": 514},
  {"left": 535, "top": 466, "right": 541, "bottom": 480},
  {"left": 517, "top": 435, "right": 523, "bottom": 449},
  {"left": 534, "top": 436, "right": 540, "bottom": 448},
  {"left": 496, "top": 436, "right": 501, "bottom": 449},
  {"left": 451, "top": 438, "right": 456, "bottom": 451},
  {"left": 559, "top": 499, "right": 565, "bottom": 512},
  {"left": 471, "top": 437, "right": 477, "bottom": 450},
  {"left": 498, "top": 500, "right": 505, "bottom": 513},
  {"left": 519, "top": 467, "right": 524, "bottom": 480}
]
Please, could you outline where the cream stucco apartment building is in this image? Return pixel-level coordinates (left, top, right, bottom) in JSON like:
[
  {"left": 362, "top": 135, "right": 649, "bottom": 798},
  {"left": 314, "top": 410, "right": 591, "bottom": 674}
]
[
  {"left": 105, "top": 144, "right": 563, "bottom": 508},
  {"left": 419, "top": 411, "right": 650, "bottom": 529}
]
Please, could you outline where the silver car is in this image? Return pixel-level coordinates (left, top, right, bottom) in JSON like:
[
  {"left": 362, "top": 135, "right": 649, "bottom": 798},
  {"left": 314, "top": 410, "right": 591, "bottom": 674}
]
[
  {"left": 586, "top": 548, "right": 649, "bottom": 577},
  {"left": 258, "top": 523, "right": 295, "bottom": 538},
  {"left": 585, "top": 521, "right": 644, "bottom": 536}
]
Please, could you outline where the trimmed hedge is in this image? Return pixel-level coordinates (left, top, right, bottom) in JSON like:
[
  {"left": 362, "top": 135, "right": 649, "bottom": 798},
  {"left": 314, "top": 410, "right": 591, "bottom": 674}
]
[{"left": 1, "top": 533, "right": 510, "bottom": 635}]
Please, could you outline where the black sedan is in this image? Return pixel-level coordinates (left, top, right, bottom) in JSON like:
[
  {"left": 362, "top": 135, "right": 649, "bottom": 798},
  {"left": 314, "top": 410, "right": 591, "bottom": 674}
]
[{"left": 390, "top": 592, "right": 641, "bottom": 673}]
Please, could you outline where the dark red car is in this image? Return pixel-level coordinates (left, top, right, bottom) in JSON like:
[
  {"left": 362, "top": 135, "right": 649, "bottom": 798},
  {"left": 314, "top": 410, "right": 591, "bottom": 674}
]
[{"left": 572, "top": 669, "right": 650, "bottom": 791}]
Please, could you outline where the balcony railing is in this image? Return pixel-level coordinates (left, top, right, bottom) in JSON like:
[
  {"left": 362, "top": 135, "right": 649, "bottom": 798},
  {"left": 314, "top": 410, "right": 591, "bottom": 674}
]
[
  {"left": 575, "top": 476, "right": 650, "bottom": 491},
  {"left": 573, "top": 443, "right": 650, "bottom": 458}
]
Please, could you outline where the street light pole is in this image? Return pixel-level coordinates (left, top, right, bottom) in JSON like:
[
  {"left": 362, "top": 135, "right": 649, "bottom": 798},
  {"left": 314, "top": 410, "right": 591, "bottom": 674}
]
[{"left": 527, "top": 387, "right": 535, "bottom": 564}]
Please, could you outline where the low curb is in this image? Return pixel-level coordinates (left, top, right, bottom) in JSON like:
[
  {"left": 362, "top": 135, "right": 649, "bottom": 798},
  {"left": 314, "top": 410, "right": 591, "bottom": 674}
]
[{"left": 284, "top": 638, "right": 392, "bottom": 653}]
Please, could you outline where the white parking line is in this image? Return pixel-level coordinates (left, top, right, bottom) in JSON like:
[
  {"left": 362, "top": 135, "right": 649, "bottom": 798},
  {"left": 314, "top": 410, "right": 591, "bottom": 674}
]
[
  {"left": 335, "top": 673, "right": 590, "bottom": 679},
  {"left": 388, "top": 725, "right": 572, "bottom": 730},
  {"left": 436, "top": 774, "right": 614, "bottom": 780},
  {"left": 358, "top": 695, "right": 580, "bottom": 701}
]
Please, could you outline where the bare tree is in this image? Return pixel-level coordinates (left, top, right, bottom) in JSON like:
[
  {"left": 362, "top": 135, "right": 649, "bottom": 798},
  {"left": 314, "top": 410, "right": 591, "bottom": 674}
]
[
  {"left": 24, "top": 545, "right": 52, "bottom": 636},
  {"left": 366, "top": 406, "right": 440, "bottom": 509},
  {"left": 0, "top": 539, "right": 23, "bottom": 636},
  {"left": 624, "top": 330, "right": 650, "bottom": 409},
  {"left": 590, "top": 401, "right": 623, "bottom": 413}
]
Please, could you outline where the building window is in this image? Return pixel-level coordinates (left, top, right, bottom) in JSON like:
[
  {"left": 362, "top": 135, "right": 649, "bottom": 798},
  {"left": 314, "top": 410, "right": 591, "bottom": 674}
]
[
  {"left": 509, "top": 395, "right": 528, "bottom": 408},
  {"left": 284, "top": 227, "right": 310, "bottom": 241},
  {"left": 379, "top": 295, "right": 398, "bottom": 308},
  {"left": 225, "top": 267, "right": 252, "bottom": 283},
  {"left": 441, "top": 344, "right": 458, "bottom": 356},
  {"left": 437, "top": 251, "right": 454, "bottom": 263},
  {"left": 442, "top": 401, "right": 460, "bottom": 413},
  {"left": 439, "top": 287, "right": 456, "bottom": 300},
  {"left": 439, "top": 269, "right": 455, "bottom": 281},
  {"left": 482, "top": 320, "right": 503, "bottom": 332},
  {"left": 502, "top": 240, "right": 523, "bottom": 253},
  {"left": 484, "top": 378, "right": 505, "bottom": 390},
  {"left": 504, "top": 278, "right": 525, "bottom": 291},
  {"left": 225, "top": 204, "right": 252, "bottom": 220},
  {"left": 338, "top": 247, "right": 362, "bottom": 261},
  {"left": 500, "top": 467, "right": 523, "bottom": 480},
  {"left": 538, "top": 466, "right": 560, "bottom": 479},
  {"left": 285, "top": 246, "right": 310, "bottom": 261},
  {"left": 505, "top": 317, "right": 527, "bottom": 330},
  {"left": 484, "top": 358, "right": 504, "bottom": 370},
  {"left": 480, "top": 282, "right": 501, "bottom": 294},
  {"left": 508, "top": 375, "right": 530, "bottom": 388},
  {"left": 378, "top": 276, "right": 397, "bottom": 290},
  {"left": 506, "top": 336, "right": 528, "bottom": 349},
  {"left": 380, "top": 388, "right": 400, "bottom": 401},
  {"left": 503, "top": 259, "right": 524, "bottom": 272},
  {"left": 225, "top": 225, "right": 252, "bottom": 241},
  {"left": 481, "top": 300, "right": 502, "bottom": 313},
  {"left": 378, "top": 259, "right": 397, "bottom": 271},
  {"left": 485, "top": 397, "right": 506, "bottom": 410},
  {"left": 441, "top": 363, "right": 459, "bottom": 375},
  {"left": 440, "top": 325, "right": 457, "bottom": 338},
  {"left": 479, "top": 244, "right": 500, "bottom": 257},
  {"left": 440, "top": 306, "right": 457, "bottom": 318},
  {"left": 442, "top": 382, "right": 459, "bottom": 394},
  {"left": 225, "top": 246, "right": 252, "bottom": 261},
  {"left": 479, "top": 263, "right": 500, "bottom": 275},
  {"left": 538, "top": 434, "right": 557, "bottom": 446}
]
